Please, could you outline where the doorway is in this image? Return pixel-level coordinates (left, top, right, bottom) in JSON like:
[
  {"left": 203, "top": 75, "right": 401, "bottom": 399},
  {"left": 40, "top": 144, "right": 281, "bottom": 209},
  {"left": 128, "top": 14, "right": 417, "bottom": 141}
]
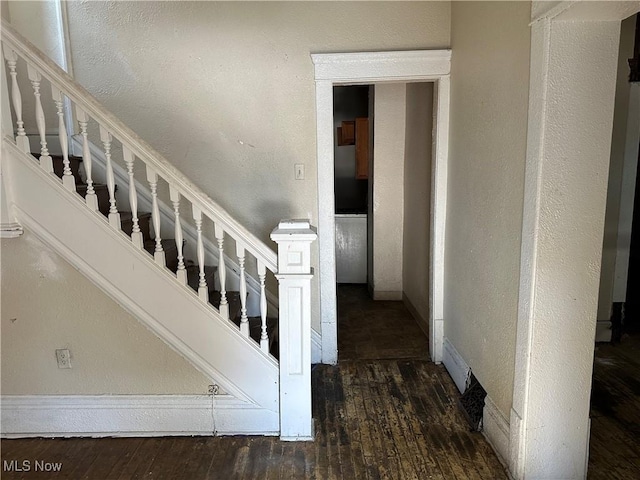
[
  {"left": 333, "top": 82, "right": 434, "bottom": 361},
  {"left": 311, "top": 50, "right": 452, "bottom": 365}
]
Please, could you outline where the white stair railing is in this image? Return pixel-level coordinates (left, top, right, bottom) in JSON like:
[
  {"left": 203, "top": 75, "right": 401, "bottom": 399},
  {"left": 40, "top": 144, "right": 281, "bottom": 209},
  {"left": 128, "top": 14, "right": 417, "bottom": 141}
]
[{"left": 1, "top": 20, "right": 317, "bottom": 439}]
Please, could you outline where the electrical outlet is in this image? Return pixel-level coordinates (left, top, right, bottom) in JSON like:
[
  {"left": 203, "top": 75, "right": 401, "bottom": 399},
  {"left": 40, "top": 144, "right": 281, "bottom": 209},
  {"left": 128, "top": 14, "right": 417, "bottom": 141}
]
[
  {"left": 55, "top": 349, "right": 71, "bottom": 369},
  {"left": 295, "top": 164, "right": 305, "bottom": 180}
]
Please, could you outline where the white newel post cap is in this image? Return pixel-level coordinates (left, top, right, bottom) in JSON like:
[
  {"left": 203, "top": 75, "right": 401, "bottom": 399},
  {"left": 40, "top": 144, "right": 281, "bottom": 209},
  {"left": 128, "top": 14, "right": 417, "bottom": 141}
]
[{"left": 270, "top": 219, "right": 317, "bottom": 275}]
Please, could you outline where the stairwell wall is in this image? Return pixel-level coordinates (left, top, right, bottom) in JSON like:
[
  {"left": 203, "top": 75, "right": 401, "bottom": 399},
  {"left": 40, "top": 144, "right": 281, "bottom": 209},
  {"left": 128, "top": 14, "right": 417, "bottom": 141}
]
[
  {"left": 62, "top": 1, "right": 451, "bottom": 335},
  {"left": 1, "top": 231, "right": 211, "bottom": 395}
]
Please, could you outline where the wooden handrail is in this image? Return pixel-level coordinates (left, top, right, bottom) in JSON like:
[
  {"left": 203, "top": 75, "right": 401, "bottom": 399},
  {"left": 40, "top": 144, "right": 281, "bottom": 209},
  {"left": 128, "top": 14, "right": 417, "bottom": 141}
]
[{"left": 1, "top": 20, "right": 278, "bottom": 273}]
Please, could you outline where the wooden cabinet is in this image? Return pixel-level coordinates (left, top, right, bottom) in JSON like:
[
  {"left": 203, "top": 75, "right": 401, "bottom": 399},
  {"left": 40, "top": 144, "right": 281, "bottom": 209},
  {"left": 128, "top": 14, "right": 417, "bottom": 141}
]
[{"left": 355, "top": 117, "right": 369, "bottom": 179}]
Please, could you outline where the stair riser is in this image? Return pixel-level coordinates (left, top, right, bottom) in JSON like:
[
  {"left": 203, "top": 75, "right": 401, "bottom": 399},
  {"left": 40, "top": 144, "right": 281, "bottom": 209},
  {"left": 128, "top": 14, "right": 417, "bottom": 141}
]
[{"left": 76, "top": 185, "right": 110, "bottom": 217}]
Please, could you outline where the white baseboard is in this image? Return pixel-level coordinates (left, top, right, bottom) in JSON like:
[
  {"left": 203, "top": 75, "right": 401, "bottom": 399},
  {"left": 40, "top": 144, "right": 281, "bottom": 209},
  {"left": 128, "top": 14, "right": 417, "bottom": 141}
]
[
  {"left": 483, "top": 395, "right": 510, "bottom": 467},
  {"left": 1, "top": 222, "right": 23, "bottom": 238},
  {"left": 0, "top": 395, "right": 279, "bottom": 438},
  {"left": 595, "top": 320, "right": 612, "bottom": 342},
  {"left": 442, "top": 338, "right": 510, "bottom": 469},
  {"left": 311, "top": 328, "right": 322, "bottom": 364},
  {"left": 442, "top": 337, "right": 470, "bottom": 394}
]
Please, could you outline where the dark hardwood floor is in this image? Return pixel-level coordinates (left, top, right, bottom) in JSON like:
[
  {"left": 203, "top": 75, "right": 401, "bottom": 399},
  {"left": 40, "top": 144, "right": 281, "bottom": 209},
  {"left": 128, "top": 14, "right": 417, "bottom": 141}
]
[
  {"left": 588, "top": 332, "right": 640, "bottom": 479},
  {"left": 0, "top": 285, "right": 512, "bottom": 479}
]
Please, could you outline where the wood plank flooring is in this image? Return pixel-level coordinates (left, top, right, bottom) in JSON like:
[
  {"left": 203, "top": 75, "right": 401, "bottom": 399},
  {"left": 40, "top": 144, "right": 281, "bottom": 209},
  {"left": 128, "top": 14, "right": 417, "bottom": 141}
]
[
  {"left": 0, "top": 285, "right": 509, "bottom": 479},
  {"left": 588, "top": 332, "right": 640, "bottom": 479}
]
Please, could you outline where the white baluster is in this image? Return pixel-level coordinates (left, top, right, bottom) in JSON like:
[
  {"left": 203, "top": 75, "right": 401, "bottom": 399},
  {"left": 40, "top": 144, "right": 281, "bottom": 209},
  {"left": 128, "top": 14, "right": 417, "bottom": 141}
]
[
  {"left": 215, "top": 224, "right": 228, "bottom": 318},
  {"left": 146, "top": 166, "right": 165, "bottom": 267},
  {"left": 123, "top": 146, "right": 143, "bottom": 249},
  {"left": 26, "top": 64, "right": 52, "bottom": 172},
  {"left": 99, "top": 125, "right": 120, "bottom": 228},
  {"left": 170, "top": 185, "right": 187, "bottom": 285},
  {"left": 192, "top": 206, "right": 208, "bottom": 302},
  {"left": 51, "top": 85, "right": 75, "bottom": 192},
  {"left": 236, "top": 244, "right": 249, "bottom": 336},
  {"left": 258, "top": 261, "right": 269, "bottom": 353},
  {"left": 75, "top": 107, "right": 98, "bottom": 211},
  {"left": 2, "top": 47, "right": 30, "bottom": 153}
]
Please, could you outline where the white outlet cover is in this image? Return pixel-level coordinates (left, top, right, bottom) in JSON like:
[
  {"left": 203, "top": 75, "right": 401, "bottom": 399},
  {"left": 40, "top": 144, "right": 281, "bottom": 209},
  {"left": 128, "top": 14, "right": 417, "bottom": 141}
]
[{"left": 55, "top": 349, "right": 72, "bottom": 369}]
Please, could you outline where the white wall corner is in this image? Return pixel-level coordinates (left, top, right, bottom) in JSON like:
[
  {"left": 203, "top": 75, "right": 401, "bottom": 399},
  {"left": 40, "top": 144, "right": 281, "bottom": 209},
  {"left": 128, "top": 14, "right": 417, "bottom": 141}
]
[
  {"left": 509, "top": 408, "right": 524, "bottom": 479},
  {"left": 482, "top": 395, "right": 510, "bottom": 468},
  {"left": 442, "top": 337, "right": 470, "bottom": 394}
]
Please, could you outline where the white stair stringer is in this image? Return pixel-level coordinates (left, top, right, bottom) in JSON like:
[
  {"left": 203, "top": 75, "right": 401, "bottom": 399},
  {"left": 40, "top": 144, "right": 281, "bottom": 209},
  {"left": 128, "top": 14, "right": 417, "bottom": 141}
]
[{"left": 2, "top": 139, "right": 280, "bottom": 434}]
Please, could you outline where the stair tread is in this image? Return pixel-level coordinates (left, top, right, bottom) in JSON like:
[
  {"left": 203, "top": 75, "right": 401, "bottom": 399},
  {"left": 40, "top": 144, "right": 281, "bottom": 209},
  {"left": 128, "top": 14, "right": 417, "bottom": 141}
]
[
  {"left": 31, "top": 153, "right": 83, "bottom": 160},
  {"left": 186, "top": 264, "right": 217, "bottom": 291},
  {"left": 120, "top": 211, "right": 152, "bottom": 221},
  {"left": 144, "top": 238, "right": 180, "bottom": 251},
  {"left": 76, "top": 183, "right": 108, "bottom": 190}
]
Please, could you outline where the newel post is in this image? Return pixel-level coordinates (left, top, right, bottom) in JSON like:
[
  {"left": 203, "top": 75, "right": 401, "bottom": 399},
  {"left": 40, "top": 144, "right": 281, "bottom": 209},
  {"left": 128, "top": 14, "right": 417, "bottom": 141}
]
[{"left": 271, "top": 219, "right": 317, "bottom": 441}]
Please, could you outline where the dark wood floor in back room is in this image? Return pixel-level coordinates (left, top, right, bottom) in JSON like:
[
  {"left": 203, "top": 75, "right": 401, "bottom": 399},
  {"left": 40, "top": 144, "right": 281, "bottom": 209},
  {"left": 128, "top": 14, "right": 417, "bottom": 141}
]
[
  {"left": 588, "top": 331, "right": 640, "bottom": 479},
  {"left": 0, "top": 285, "right": 512, "bottom": 479}
]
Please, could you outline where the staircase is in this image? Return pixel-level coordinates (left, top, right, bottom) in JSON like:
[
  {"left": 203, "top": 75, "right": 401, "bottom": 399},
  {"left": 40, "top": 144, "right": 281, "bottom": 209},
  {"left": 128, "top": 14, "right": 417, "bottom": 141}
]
[
  {"left": 1, "top": 21, "right": 314, "bottom": 439},
  {"left": 46, "top": 152, "right": 280, "bottom": 354}
]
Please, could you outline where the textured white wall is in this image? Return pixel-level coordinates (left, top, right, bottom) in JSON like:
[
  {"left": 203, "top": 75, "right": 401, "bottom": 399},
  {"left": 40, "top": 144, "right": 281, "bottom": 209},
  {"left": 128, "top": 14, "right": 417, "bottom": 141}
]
[
  {"left": 1, "top": 231, "right": 211, "bottom": 395},
  {"left": 6, "top": 0, "right": 65, "bottom": 68},
  {"left": 446, "top": 1, "right": 531, "bottom": 417},
  {"left": 372, "top": 83, "right": 406, "bottom": 299},
  {"left": 597, "top": 14, "right": 637, "bottom": 320},
  {"left": 5, "top": 0, "right": 67, "bottom": 136},
  {"left": 513, "top": 15, "right": 623, "bottom": 478},
  {"left": 64, "top": 1, "right": 450, "bottom": 330},
  {"left": 403, "top": 82, "right": 433, "bottom": 322}
]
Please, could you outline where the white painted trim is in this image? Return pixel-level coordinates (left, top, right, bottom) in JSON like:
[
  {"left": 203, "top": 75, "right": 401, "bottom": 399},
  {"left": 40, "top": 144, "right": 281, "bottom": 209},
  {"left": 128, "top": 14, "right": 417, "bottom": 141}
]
[
  {"left": 442, "top": 338, "right": 510, "bottom": 468},
  {"left": 312, "top": 50, "right": 451, "bottom": 365},
  {"left": 442, "top": 337, "right": 470, "bottom": 395},
  {"left": 311, "top": 327, "right": 322, "bottom": 364},
  {"left": 483, "top": 395, "right": 510, "bottom": 468},
  {"left": 0, "top": 394, "right": 278, "bottom": 438},
  {"left": 311, "top": 50, "right": 451, "bottom": 84},
  {"left": 595, "top": 320, "right": 612, "bottom": 343},
  {"left": 69, "top": 135, "right": 279, "bottom": 317},
  {"left": 0, "top": 222, "right": 23, "bottom": 238},
  {"left": 430, "top": 75, "right": 449, "bottom": 364}
]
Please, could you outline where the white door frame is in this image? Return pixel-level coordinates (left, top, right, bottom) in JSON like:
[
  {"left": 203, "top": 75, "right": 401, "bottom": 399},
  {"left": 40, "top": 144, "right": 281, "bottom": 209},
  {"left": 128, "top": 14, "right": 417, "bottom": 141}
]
[{"left": 311, "top": 50, "right": 451, "bottom": 364}]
